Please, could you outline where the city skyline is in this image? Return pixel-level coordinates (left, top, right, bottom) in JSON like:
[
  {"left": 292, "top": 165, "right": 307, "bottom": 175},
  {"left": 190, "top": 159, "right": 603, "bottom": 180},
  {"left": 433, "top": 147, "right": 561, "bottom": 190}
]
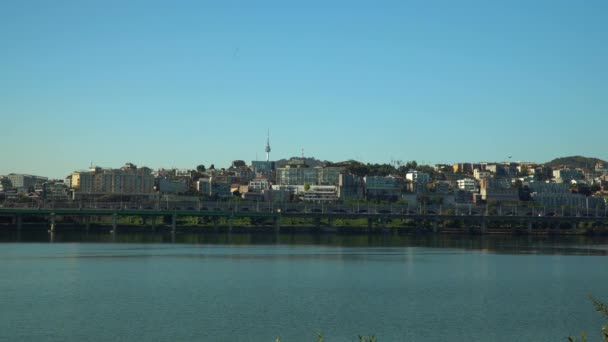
[
  {"left": 2, "top": 1, "right": 607, "bottom": 178},
  {"left": 1, "top": 152, "right": 605, "bottom": 180}
]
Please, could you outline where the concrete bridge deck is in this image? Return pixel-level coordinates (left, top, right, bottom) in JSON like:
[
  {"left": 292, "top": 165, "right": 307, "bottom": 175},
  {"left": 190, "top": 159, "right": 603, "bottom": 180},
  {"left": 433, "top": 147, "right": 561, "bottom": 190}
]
[{"left": 1, "top": 207, "right": 607, "bottom": 235}]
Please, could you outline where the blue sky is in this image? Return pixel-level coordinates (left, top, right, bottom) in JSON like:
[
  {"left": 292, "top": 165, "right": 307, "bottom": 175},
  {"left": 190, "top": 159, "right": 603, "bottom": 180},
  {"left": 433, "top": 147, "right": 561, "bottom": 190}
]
[{"left": 1, "top": 0, "right": 607, "bottom": 178}]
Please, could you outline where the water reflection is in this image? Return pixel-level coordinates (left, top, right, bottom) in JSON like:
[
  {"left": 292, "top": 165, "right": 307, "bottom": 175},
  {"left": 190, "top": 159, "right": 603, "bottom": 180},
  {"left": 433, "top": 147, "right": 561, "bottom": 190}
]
[{"left": 0, "top": 228, "right": 606, "bottom": 255}]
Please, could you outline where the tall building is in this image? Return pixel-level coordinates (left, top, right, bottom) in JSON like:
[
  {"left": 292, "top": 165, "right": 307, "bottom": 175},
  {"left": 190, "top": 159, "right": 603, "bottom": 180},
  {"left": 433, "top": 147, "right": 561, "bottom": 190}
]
[
  {"left": 453, "top": 163, "right": 473, "bottom": 174},
  {"left": 251, "top": 161, "right": 276, "bottom": 174},
  {"left": 71, "top": 163, "right": 154, "bottom": 195},
  {"left": 6, "top": 174, "right": 48, "bottom": 192},
  {"left": 277, "top": 161, "right": 345, "bottom": 187}
]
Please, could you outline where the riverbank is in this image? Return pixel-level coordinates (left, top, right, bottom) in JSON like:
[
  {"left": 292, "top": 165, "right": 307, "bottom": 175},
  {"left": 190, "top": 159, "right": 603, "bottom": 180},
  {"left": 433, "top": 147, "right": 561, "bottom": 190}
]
[{"left": 2, "top": 222, "right": 608, "bottom": 236}]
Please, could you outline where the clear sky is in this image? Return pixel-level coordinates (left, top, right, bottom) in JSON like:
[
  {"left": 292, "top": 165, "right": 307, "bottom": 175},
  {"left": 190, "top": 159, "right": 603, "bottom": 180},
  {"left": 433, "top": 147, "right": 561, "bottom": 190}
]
[{"left": 1, "top": 0, "right": 607, "bottom": 178}]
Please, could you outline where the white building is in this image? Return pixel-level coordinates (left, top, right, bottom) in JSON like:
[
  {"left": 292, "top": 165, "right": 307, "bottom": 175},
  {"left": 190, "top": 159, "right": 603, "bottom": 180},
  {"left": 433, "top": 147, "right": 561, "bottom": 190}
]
[
  {"left": 457, "top": 178, "right": 476, "bottom": 192},
  {"left": 473, "top": 169, "right": 491, "bottom": 180},
  {"left": 174, "top": 169, "right": 192, "bottom": 178},
  {"left": 302, "top": 185, "right": 338, "bottom": 202},
  {"left": 406, "top": 171, "right": 430, "bottom": 183},
  {"left": 249, "top": 177, "right": 271, "bottom": 192}
]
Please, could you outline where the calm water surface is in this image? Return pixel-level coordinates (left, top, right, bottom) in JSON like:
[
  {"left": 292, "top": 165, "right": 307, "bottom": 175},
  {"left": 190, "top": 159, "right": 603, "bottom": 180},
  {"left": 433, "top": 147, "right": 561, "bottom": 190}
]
[{"left": 1, "top": 232, "right": 607, "bottom": 341}]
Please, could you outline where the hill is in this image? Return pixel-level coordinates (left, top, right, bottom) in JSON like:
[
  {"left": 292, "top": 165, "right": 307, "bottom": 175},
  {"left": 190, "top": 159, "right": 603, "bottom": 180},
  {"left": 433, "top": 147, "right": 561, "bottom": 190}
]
[
  {"left": 275, "top": 157, "right": 330, "bottom": 168},
  {"left": 544, "top": 156, "right": 606, "bottom": 169}
]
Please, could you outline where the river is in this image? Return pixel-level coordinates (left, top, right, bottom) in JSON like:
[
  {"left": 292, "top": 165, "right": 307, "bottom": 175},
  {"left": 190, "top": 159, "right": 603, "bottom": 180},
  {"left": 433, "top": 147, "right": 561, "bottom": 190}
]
[{"left": 1, "top": 231, "right": 607, "bottom": 341}]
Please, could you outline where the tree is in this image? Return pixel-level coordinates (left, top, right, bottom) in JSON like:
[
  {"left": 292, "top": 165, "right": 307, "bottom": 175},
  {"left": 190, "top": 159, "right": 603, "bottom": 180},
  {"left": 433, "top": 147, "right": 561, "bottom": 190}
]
[
  {"left": 0, "top": 177, "right": 12, "bottom": 189},
  {"left": 209, "top": 164, "right": 215, "bottom": 170},
  {"left": 535, "top": 166, "right": 553, "bottom": 181},
  {"left": 519, "top": 185, "right": 532, "bottom": 201},
  {"left": 196, "top": 164, "right": 206, "bottom": 172},
  {"left": 576, "top": 184, "right": 592, "bottom": 197},
  {"left": 304, "top": 183, "right": 311, "bottom": 191},
  {"left": 405, "top": 160, "right": 418, "bottom": 170}
]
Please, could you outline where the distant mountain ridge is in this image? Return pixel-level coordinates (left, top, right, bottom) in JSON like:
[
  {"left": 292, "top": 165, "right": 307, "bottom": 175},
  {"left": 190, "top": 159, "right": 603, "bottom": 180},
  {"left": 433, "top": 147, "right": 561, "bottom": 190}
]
[
  {"left": 544, "top": 156, "right": 606, "bottom": 169},
  {"left": 273, "top": 155, "right": 608, "bottom": 171}
]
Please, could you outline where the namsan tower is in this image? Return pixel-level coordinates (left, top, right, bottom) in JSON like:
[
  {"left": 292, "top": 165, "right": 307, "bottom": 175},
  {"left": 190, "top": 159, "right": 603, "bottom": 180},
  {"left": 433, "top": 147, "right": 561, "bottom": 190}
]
[{"left": 265, "top": 129, "right": 271, "bottom": 162}]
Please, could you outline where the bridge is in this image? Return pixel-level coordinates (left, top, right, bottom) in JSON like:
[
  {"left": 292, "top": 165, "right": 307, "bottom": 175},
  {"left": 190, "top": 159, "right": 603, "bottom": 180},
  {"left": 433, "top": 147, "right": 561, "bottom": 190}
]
[{"left": 1, "top": 204, "right": 607, "bottom": 235}]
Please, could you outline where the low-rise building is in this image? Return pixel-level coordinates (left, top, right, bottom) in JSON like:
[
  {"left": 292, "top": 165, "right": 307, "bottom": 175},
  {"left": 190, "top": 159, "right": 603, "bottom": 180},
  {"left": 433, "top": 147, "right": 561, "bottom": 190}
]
[
  {"left": 473, "top": 169, "right": 491, "bottom": 180},
  {"left": 42, "top": 182, "right": 70, "bottom": 201},
  {"left": 7, "top": 174, "right": 48, "bottom": 193},
  {"left": 480, "top": 177, "right": 518, "bottom": 202},
  {"left": 406, "top": 171, "right": 431, "bottom": 184},
  {"left": 174, "top": 169, "right": 192, "bottom": 178},
  {"left": 482, "top": 187, "right": 519, "bottom": 203},
  {"left": 365, "top": 175, "right": 404, "bottom": 199},
  {"left": 532, "top": 192, "right": 604, "bottom": 209},
  {"left": 338, "top": 173, "right": 363, "bottom": 200},
  {"left": 457, "top": 178, "right": 476, "bottom": 192},
  {"left": 453, "top": 163, "right": 473, "bottom": 174},
  {"left": 302, "top": 185, "right": 338, "bottom": 202},
  {"left": 249, "top": 177, "right": 271, "bottom": 192},
  {"left": 528, "top": 181, "right": 569, "bottom": 194},
  {"left": 553, "top": 168, "right": 584, "bottom": 183},
  {"left": 277, "top": 163, "right": 345, "bottom": 187},
  {"left": 158, "top": 178, "right": 188, "bottom": 194},
  {"left": 434, "top": 181, "right": 451, "bottom": 194},
  {"left": 196, "top": 177, "right": 231, "bottom": 198}
]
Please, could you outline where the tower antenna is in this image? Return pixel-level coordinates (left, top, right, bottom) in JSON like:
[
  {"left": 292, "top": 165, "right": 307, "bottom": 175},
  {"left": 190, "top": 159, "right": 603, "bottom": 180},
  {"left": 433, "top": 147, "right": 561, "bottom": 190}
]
[{"left": 265, "top": 129, "right": 271, "bottom": 162}]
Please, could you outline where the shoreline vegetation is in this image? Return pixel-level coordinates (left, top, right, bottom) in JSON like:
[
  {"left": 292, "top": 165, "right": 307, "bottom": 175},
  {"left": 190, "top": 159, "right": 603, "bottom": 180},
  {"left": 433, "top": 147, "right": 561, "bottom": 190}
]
[{"left": 2, "top": 215, "right": 608, "bottom": 235}]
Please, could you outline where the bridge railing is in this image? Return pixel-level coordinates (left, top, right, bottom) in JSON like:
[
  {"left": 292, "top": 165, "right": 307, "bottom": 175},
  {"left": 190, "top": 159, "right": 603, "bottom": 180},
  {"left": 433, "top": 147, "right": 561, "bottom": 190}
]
[{"left": 1, "top": 199, "right": 607, "bottom": 218}]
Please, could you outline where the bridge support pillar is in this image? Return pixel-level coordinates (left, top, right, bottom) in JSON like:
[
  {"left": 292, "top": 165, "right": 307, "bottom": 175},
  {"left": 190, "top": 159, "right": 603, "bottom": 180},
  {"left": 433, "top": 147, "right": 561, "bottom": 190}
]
[
  {"left": 84, "top": 216, "right": 90, "bottom": 232},
  {"left": 16, "top": 214, "right": 22, "bottom": 231},
  {"left": 432, "top": 219, "right": 438, "bottom": 233},
  {"left": 111, "top": 214, "right": 118, "bottom": 234},
  {"left": 274, "top": 216, "right": 280, "bottom": 233},
  {"left": 527, "top": 221, "right": 533, "bottom": 234},
  {"left": 228, "top": 215, "right": 234, "bottom": 233},
  {"left": 367, "top": 218, "right": 373, "bottom": 232},
  {"left": 480, "top": 217, "right": 487, "bottom": 234},
  {"left": 50, "top": 213, "right": 56, "bottom": 233},
  {"left": 571, "top": 221, "right": 578, "bottom": 231},
  {"left": 171, "top": 214, "right": 177, "bottom": 234}
]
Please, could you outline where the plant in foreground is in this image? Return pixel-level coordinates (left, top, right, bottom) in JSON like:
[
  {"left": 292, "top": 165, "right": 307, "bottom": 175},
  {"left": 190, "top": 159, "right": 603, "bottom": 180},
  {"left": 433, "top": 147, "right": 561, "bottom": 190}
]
[{"left": 569, "top": 295, "right": 608, "bottom": 342}]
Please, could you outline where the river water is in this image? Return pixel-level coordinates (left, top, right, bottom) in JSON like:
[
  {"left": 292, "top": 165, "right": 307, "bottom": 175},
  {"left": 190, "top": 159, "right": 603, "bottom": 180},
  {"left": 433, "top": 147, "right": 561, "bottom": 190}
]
[{"left": 1, "top": 231, "right": 607, "bottom": 341}]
